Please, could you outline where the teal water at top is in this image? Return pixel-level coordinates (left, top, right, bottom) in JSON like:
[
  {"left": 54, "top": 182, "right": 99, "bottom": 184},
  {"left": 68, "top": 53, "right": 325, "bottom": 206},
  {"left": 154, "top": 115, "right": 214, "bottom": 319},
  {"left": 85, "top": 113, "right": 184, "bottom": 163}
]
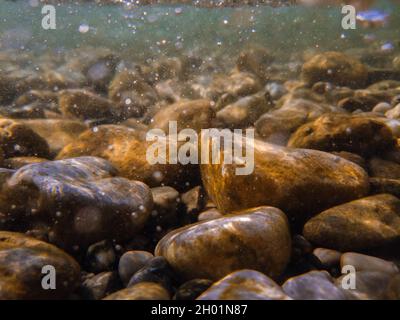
[{"left": 0, "top": 1, "right": 399, "bottom": 60}]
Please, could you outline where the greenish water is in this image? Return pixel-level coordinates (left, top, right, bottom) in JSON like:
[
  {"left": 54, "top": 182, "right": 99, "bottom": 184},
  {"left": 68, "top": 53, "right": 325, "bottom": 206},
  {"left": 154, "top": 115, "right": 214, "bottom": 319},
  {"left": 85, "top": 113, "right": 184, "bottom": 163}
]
[{"left": 0, "top": 1, "right": 399, "bottom": 61}]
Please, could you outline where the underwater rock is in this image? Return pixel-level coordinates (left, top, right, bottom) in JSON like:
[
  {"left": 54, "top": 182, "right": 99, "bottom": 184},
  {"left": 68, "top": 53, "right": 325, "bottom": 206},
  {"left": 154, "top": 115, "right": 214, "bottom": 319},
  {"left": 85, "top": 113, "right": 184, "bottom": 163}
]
[
  {"left": 85, "top": 240, "right": 117, "bottom": 273},
  {"left": 335, "top": 271, "right": 393, "bottom": 300},
  {"left": 21, "top": 119, "right": 88, "bottom": 156},
  {"left": 81, "top": 271, "right": 121, "bottom": 300},
  {"left": 312, "top": 248, "right": 341, "bottom": 269},
  {"left": 301, "top": 52, "right": 368, "bottom": 88},
  {"left": 118, "top": 250, "right": 154, "bottom": 286},
  {"left": 216, "top": 92, "right": 272, "bottom": 128},
  {"left": 369, "top": 177, "right": 400, "bottom": 198},
  {"left": 59, "top": 89, "right": 116, "bottom": 120},
  {"left": 14, "top": 90, "right": 58, "bottom": 107},
  {"left": 149, "top": 99, "right": 214, "bottom": 133},
  {"left": 181, "top": 186, "right": 206, "bottom": 219},
  {"left": 127, "top": 256, "right": 174, "bottom": 290},
  {"left": 197, "top": 270, "right": 290, "bottom": 300},
  {"left": 174, "top": 279, "right": 213, "bottom": 300},
  {"left": 208, "top": 72, "right": 262, "bottom": 101},
  {"left": 151, "top": 186, "right": 180, "bottom": 227},
  {"left": 3, "top": 156, "right": 48, "bottom": 169},
  {"left": 108, "top": 70, "right": 158, "bottom": 119},
  {"left": 287, "top": 113, "right": 396, "bottom": 157},
  {"left": 303, "top": 194, "right": 400, "bottom": 251},
  {"left": 197, "top": 208, "right": 223, "bottom": 222},
  {"left": 0, "top": 119, "right": 50, "bottom": 159},
  {"left": 372, "top": 102, "right": 392, "bottom": 114},
  {"left": 83, "top": 54, "right": 119, "bottom": 92},
  {"left": 331, "top": 151, "right": 367, "bottom": 170},
  {"left": 155, "top": 206, "right": 291, "bottom": 281},
  {"left": 57, "top": 124, "right": 194, "bottom": 188},
  {"left": 385, "top": 104, "right": 400, "bottom": 119},
  {"left": 0, "top": 157, "right": 153, "bottom": 249},
  {"left": 340, "top": 252, "right": 399, "bottom": 275},
  {"left": 0, "top": 231, "right": 80, "bottom": 299},
  {"left": 236, "top": 47, "right": 274, "bottom": 81},
  {"left": 255, "top": 98, "right": 337, "bottom": 145},
  {"left": 201, "top": 137, "right": 369, "bottom": 221},
  {"left": 368, "top": 157, "right": 400, "bottom": 179},
  {"left": 103, "top": 282, "right": 170, "bottom": 300},
  {"left": 282, "top": 270, "right": 353, "bottom": 300}
]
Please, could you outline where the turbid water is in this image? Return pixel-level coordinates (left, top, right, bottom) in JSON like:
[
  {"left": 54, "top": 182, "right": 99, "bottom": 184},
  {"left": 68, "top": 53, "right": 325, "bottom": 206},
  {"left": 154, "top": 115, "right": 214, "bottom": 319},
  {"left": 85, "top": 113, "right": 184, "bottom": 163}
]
[{"left": 1, "top": 0, "right": 399, "bottom": 60}]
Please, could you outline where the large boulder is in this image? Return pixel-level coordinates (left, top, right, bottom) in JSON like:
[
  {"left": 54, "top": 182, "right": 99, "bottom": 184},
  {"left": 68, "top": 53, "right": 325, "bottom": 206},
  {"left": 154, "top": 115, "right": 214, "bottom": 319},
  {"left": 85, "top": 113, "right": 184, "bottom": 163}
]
[
  {"left": 0, "top": 157, "right": 153, "bottom": 249},
  {"left": 155, "top": 206, "right": 291, "bottom": 281},
  {"left": 201, "top": 136, "right": 369, "bottom": 222}
]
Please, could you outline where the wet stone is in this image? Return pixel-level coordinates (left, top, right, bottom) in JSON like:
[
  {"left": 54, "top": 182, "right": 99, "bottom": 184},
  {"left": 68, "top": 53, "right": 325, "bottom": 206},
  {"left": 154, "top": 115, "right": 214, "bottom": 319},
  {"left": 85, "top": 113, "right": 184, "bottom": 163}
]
[
  {"left": 155, "top": 206, "right": 291, "bottom": 281},
  {"left": 103, "top": 282, "right": 170, "bottom": 300},
  {"left": 288, "top": 113, "right": 396, "bottom": 157},
  {"left": 197, "top": 208, "right": 223, "bottom": 222},
  {"left": 0, "top": 231, "right": 80, "bottom": 299},
  {"left": 57, "top": 124, "right": 194, "bottom": 188},
  {"left": 340, "top": 252, "right": 399, "bottom": 276},
  {"left": 85, "top": 240, "right": 117, "bottom": 273},
  {"left": 201, "top": 136, "right": 369, "bottom": 222},
  {"left": 21, "top": 119, "right": 88, "bottom": 156},
  {"left": 282, "top": 270, "right": 352, "bottom": 300},
  {"left": 302, "top": 52, "right": 368, "bottom": 88},
  {"left": 0, "top": 118, "right": 50, "bottom": 159},
  {"left": 368, "top": 157, "right": 400, "bottom": 179},
  {"left": 174, "top": 279, "right": 213, "bottom": 300},
  {"left": 313, "top": 248, "right": 342, "bottom": 269},
  {"left": 197, "top": 270, "right": 290, "bottom": 300},
  {"left": 0, "top": 156, "right": 153, "bottom": 249},
  {"left": 81, "top": 271, "right": 121, "bottom": 300},
  {"left": 3, "top": 156, "right": 48, "bottom": 169},
  {"left": 118, "top": 250, "right": 154, "bottom": 286},
  {"left": 303, "top": 194, "right": 400, "bottom": 252},
  {"left": 59, "top": 89, "right": 116, "bottom": 120},
  {"left": 151, "top": 186, "right": 180, "bottom": 228},
  {"left": 127, "top": 256, "right": 174, "bottom": 291},
  {"left": 335, "top": 271, "right": 392, "bottom": 300}
]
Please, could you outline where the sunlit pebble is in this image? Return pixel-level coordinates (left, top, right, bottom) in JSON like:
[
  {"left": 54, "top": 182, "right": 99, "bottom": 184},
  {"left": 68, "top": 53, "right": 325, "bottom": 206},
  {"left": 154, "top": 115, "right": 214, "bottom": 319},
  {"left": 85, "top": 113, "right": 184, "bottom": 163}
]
[
  {"left": 79, "top": 24, "right": 90, "bottom": 34},
  {"left": 92, "top": 126, "right": 99, "bottom": 133},
  {"left": 125, "top": 98, "right": 132, "bottom": 105}
]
